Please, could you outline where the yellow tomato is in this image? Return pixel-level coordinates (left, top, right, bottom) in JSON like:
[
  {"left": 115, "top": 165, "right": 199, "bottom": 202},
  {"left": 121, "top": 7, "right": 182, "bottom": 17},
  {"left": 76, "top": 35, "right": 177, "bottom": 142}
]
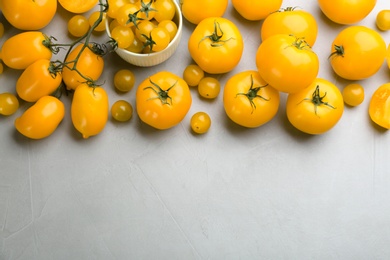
[
  {"left": 58, "top": 0, "right": 98, "bottom": 13},
  {"left": 369, "top": 83, "right": 390, "bottom": 129},
  {"left": 0, "top": 93, "right": 19, "bottom": 116},
  {"left": 181, "top": 0, "right": 228, "bottom": 24},
  {"left": 318, "top": 0, "right": 376, "bottom": 24},
  {"left": 232, "top": 0, "right": 282, "bottom": 21},
  {"left": 376, "top": 10, "right": 390, "bottom": 31},
  {"left": 190, "top": 112, "right": 211, "bottom": 134},
  {"left": 14, "top": 96, "right": 65, "bottom": 139}
]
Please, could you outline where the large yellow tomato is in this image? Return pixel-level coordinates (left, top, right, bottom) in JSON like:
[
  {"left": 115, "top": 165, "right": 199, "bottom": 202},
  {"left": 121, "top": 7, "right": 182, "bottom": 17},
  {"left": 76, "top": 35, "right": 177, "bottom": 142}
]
[
  {"left": 0, "top": 0, "right": 57, "bottom": 30},
  {"left": 232, "top": 0, "right": 282, "bottom": 21},
  {"left": 188, "top": 17, "right": 243, "bottom": 74},
  {"left": 14, "top": 96, "right": 65, "bottom": 139},
  {"left": 223, "top": 70, "right": 280, "bottom": 128},
  {"left": 369, "top": 83, "right": 390, "bottom": 129},
  {"left": 136, "top": 71, "right": 192, "bottom": 130},
  {"left": 58, "top": 0, "right": 98, "bottom": 13},
  {"left": 329, "top": 25, "right": 386, "bottom": 80},
  {"left": 256, "top": 34, "right": 319, "bottom": 94},
  {"left": 71, "top": 83, "right": 109, "bottom": 139},
  {"left": 181, "top": 0, "right": 228, "bottom": 24},
  {"left": 318, "top": 0, "right": 376, "bottom": 24},
  {"left": 286, "top": 78, "right": 344, "bottom": 135}
]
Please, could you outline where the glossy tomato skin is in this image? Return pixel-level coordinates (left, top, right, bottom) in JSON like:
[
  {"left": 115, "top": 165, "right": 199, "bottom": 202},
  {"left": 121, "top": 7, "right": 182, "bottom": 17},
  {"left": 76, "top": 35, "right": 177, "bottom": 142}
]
[
  {"left": 223, "top": 70, "right": 280, "bottom": 128},
  {"left": 71, "top": 83, "right": 109, "bottom": 139},
  {"left": 62, "top": 44, "right": 104, "bottom": 91},
  {"left": 318, "top": 0, "right": 376, "bottom": 24},
  {"left": 329, "top": 26, "right": 386, "bottom": 80},
  {"left": 232, "top": 0, "right": 282, "bottom": 21},
  {"left": 0, "top": 31, "right": 53, "bottom": 70},
  {"left": 369, "top": 83, "right": 390, "bottom": 129},
  {"left": 181, "top": 0, "right": 228, "bottom": 24},
  {"left": 136, "top": 71, "right": 192, "bottom": 130},
  {"left": 14, "top": 96, "right": 65, "bottom": 139},
  {"left": 0, "top": 0, "right": 57, "bottom": 30},
  {"left": 286, "top": 78, "right": 344, "bottom": 135},
  {"left": 188, "top": 17, "right": 243, "bottom": 74},
  {"left": 256, "top": 34, "right": 319, "bottom": 94},
  {"left": 261, "top": 8, "right": 318, "bottom": 47},
  {"left": 16, "top": 59, "right": 62, "bottom": 102}
]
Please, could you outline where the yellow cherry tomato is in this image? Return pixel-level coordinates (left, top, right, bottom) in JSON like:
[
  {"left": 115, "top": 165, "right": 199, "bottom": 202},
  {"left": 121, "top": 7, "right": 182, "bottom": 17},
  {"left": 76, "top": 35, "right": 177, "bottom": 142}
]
[
  {"left": 88, "top": 11, "right": 107, "bottom": 32},
  {"left": 369, "top": 83, "right": 390, "bottom": 129},
  {"left": 183, "top": 64, "right": 204, "bottom": 87},
  {"left": 0, "top": 93, "right": 19, "bottom": 116},
  {"left": 111, "top": 100, "right": 133, "bottom": 122},
  {"left": 114, "top": 69, "right": 135, "bottom": 92},
  {"left": 232, "top": 0, "right": 282, "bottom": 21},
  {"left": 286, "top": 78, "right": 344, "bottom": 135},
  {"left": 181, "top": 0, "right": 228, "bottom": 25},
  {"left": 342, "top": 83, "right": 364, "bottom": 107},
  {"left": 68, "top": 15, "right": 90, "bottom": 37},
  {"left": 223, "top": 70, "right": 280, "bottom": 128},
  {"left": 198, "top": 77, "right": 220, "bottom": 99},
  {"left": 136, "top": 71, "right": 192, "bottom": 130},
  {"left": 58, "top": 0, "right": 98, "bottom": 13},
  {"left": 71, "top": 83, "right": 109, "bottom": 138},
  {"left": 376, "top": 10, "right": 390, "bottom": 31},
  {"left": 190, "top": 112, "right": 211, "bottom": 134},
  {"left": 14, "top": 96, "right": 65, "bottom": 139},
  {"left": 329, "top": 25, "right": 386, "bottom": 80}
]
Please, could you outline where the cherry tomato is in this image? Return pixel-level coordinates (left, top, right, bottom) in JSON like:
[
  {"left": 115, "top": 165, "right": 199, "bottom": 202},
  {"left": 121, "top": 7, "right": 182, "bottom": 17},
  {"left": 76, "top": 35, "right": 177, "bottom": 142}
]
[
  {"left": 0, "top": 0, "right": 57, "bottom": 30},
  {"left": 342, "top": 83, "right": 364, "bottom": 107},
  {"left": 0, "top": 31, "right": 53, "bottom": 70},
  {"left": 223, "top": 70, "right": 280, "bottom": 128},
  {"left": 136, "top": 0, "right": 157, "bottom": 21},
  {"left": 183, "top": 64, "right": 204, "bottom": 87},
  {"left": 62, "top": 44, "right": 104, "bottom": 91},
  {"left": 58, "top": 0, "right": 98, "bottom": 13},
  {"left": 198, "top": 77, "right": 220, "bottom": 99},
  {"left": 232, "top": 0, "right": 282, "bottom": 21},
  {"left": 88, "top": 11, "right": 107, "bottom": 32},
  {"left": 188, "top": 17, "right": 243, "bottom": 74},
  {"left": 261, "top": 7, "right": 318, "bottom": 47},
  {"left": 153, "top": 0, "right": 175, "bottom": 23},
  {"left": 71, "top": 83, "right": 109, "bottom": 138},
  {"left": 286, "top": 78, "right": 344, "bottom": 135},
  {"left": 16, "top": 59, "right": 62, "bottom": 102},
  {"left": 329, "top": 25, "right": 386, "bottom": 80},
  {"left": 157, "top": 20, "right": 177, "bottom": 41},
  {"left": 256, "top": 34, "right": 319, "bottom": 94},
  {"left": 135, "top": 20, "right": 156, "bottom": 42},
  {"left": 0, "top": 93, "right": 19, "bottom": 116},
  {"left": 114, "top": 69, "right": 135, "bottom": 92},
  {"left": 190, "top": 112, "right": 211, "bottom": 134},
  {"left": 369, "top": 83, "right": 390, "bottom": 129},
  {"left": 181, "top": 0, "right": 228, "bottom": 25},
  {"left": 136, "top": 71, "right": 192, "bottom": 130},
  {"left": 318, "top": 0, "right": 376, "bottom": 24},
  {"left": 107, "top": 0, "right": 131, "bottom": 19},
  {"left": 111, "top": 25, "right": 135, "bottom": 49},
  {"left": 68, "top": 15, "right": 90, "bottom": 37},
  {"left": 14, "top": 96, "right": 65, "bottom": 139},
  {"left": 116, "top": 3, "right": 140, "bottom": 27},
  {"left": 111, "top": 100, "right": 133, "bottom": 122},
  {"left": 145, "top": 27, "right": 170, "bottom": 52},
  {"left": 376, "top": 10, "right": 390, "bottom": 31}
]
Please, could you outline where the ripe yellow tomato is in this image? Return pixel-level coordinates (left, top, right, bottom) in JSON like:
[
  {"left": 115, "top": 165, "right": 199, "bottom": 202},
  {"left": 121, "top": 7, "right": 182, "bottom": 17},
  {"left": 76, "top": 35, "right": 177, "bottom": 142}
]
[
  {"left": 14, "top": 96, "right": 65, "bottom": 139},
  {"left": 0, "top": 0, "right": 57, "bottom": 30},
  {"left": 181, "top": 0, "right": 228, "bottom": 24},
  {"left": 71, "top": 83, "right": 109, "bottom": 139},
  {"left": 58, "top": 0, "right": 98, "bottom": 13},
  {"left": 188, "top": 17, "right": 243, "bottom": 74},
  {"left": 256, "top": 34, "right": 319, "bottom": 94},
  {"left": 190, "top": 112, "right": 211, "bottom": 134},
  {"left": 286, "top": 78, "right": 344, "bottom": 135},
  {"left": 223, "top": 70, "right": 280, "bottom": 128},
  {"left": 369, "top": 83, "right": 390, "bottom": 129},
  {"left": 329, "top": 25, "right": 386, "bottom": 80},
  {"left": 318, "top": 0, "right": 376, "bottom": 24},
  {"left": 342, "top": 83, "right": 364, "bottom": 107},
  {"left": 261, "top": 7, "right": 318, "bottom": 47},
  {"left": 62, "top": 44, "right": 104, "bottom": 90},
  {"left": 0, "top": 31, "right": 53, "bottom": 70},
  {"left": 232, "top": 0, "right": 282, "bottom": 21},
  {"left": 0, "top": 93, "right": 19, "bottom": 116},
  {"left": 376, "top": 10, "right": 390, "bottom": 31},
  {"left": 16, "top": 59, "right": 62, "bottom": 102},
  {"left": 136, "top": 71, "right": 192, "bottom": 130}
]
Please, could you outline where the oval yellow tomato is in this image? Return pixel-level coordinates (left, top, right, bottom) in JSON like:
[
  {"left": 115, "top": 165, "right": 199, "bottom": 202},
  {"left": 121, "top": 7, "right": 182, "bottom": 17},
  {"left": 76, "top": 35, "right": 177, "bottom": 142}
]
[
  {"left": 329, "top": 25, "right": 386, "bottom": 80},
  {"left": 286, "top": 78, "right": 344, "bottom": 135},
  {"left": 318, "top": 0, "right": 376, "bottom": 24},
  {"left": 181, "top": 0, "right": 228, "bottom": 24},
  {"left": 369, "top": 83, "right": 390, "bottom": 129},
  {"left": 232, "top": 0, "right": 282, "bottom": 21},
  {"left": 223, "top": 70, "right": 280, "bottom": 128},
  {"left": 256, "top": 34, "right": 319, "bottom": 94},
  {"left": 14, "top": 96, "right": 65, "bottom": 139},
  {"left": 188, "top": 17, "right": 243, "bottom": 74},
  {"left": 136, "top": 71, "right": 192, "bottom": 130}
]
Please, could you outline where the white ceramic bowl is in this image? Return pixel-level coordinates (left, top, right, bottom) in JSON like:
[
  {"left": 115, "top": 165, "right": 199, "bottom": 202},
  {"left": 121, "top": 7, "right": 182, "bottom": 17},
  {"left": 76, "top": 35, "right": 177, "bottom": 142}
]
[{"left": 106, "top": 0, "right": 183, "bottom": 67}]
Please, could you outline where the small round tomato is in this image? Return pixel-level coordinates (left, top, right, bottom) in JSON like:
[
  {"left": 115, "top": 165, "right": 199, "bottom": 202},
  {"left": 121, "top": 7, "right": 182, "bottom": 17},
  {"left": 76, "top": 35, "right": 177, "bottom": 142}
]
[
  {"left": 198, "top": 77, "right": 220, "bottom": 99},
  {"left": 232, "top": 0, "right": 282, "bottom": 21},
  {"left": 14, "top": 96, "right": 65, "bottom": 139},
  {"left": 376, "top": 10, "right": 390, "bottom": 31},
  {"left": 16, "top": 59, "right": 62, "bottom": 102},
  {"left": 88, "top": 11, "right": 107, "bottom": 32},
  {"left": 190, "top": 112, "right": 211, "bottom": 134},
  {"left": 58, "top": 0, "right": 98, "bottom": 13},
  {"left": 318, "top": 0, "right": 376, "bottom": 24},
  {"left": 111, "top": 25, "right": 135, "bottom": 49},
  {"left": 0, "top": 31, "right": 53, "bottom": 70},
  {"left": 111, "top": 100, "right": 133, "bottom": 122},
  {"left": 107, "top": 0, "right": 130, "bottom": 19},
  {"left": 0, "top": 93, "right": 19, "bottom": 116},
  {"left": 0, "top": 0, "right": 57, "bottom": 30},
  {"left": 114, "top": 69, "right": 135, "bottom": 92},
  {"left": 342, "top": 83, "right": 364, "bottom": 107},
  {"left": 261, "top": 7, "right": 318, "bottom": 47},
  {"left": 158, "top": 20, "right": 177, "bottom": 41},
  {"left": 71, "top": 83, "right": 109, "bottom": 138},
  {"left": 136, "top": 0, "right": 157, "bottom": 21},
  {"left": 286, "top": 78, "right": 344, "bottom": 135},
  {"left": 188, "top": 17, "right": 243, "bottom": 74},
  {"left": 136, "top": 71, "right": 192, "bottom": 130},
  {"left": 256, "top": 34, "right": 319, "bottom": 94},
  {"left": 223, "top": 70, "right": 280, "bottom": 128},
  {"left": 329, "top": 25, "right": 386, "bottom": 80},
  {"left": 145, "top": 27, "right": 170, "bottom": 52},
  {"left": 183, "top": 64, "right": 204, "bottom": 87},
  {"left": 68, "top": 15, "right": 90, "bottom": 37},
  {"left": 369, "top": 83, "right": 390, "bottom": 129},
  {"left": 181, "top": 0, "right": 228, "bottom": 24},
  {"left": 153, "top": 0, "right": 175, "bottom": 23},
  {"left": 62, "top": 44, "right": 104, "bottom": 90}
]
